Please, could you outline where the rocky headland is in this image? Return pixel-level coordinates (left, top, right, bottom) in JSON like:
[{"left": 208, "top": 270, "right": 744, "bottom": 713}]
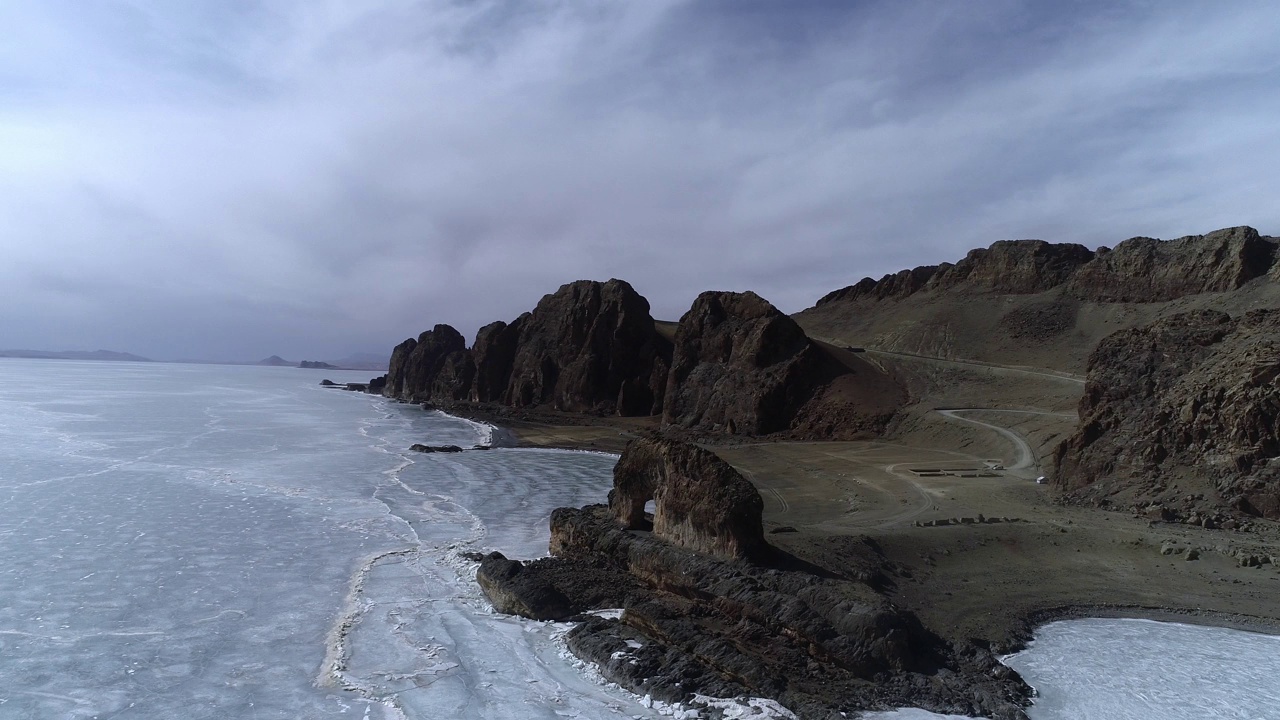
[
  {"left": 477, "top": 436, "right": 1030, "bottom": 719},
  {"left": 371, "top": 224, "right": 1280, "bottom": 719}
]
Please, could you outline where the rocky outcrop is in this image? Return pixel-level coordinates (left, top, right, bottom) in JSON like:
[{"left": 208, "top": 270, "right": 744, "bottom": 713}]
[
  {"left": 606, "top": 435, "right": 764, "bottom": 560},
  {"left": 504, "top": 279, "right": 671, "bottom": 415},
  {"left": 388, "top": 280, "right": 672, "bottom": 415},
  {"left": 1053, "top": 309, "right": 1280, "bottom": 519},
  {"left": 816, "top": 240, "right": 1093, "bottom": 305},
  {"left": 475, "top": 552, "right": 575, "bottom": 621},
  {"left": 663, "top": 291, "right": 903, "bottom": 437},
  {"left": 816, "top": 265, "right": 940, "bottom": 304},
  {"left": 929, "top": 240, "right": 1094, "bottom": 294},
  {"left": 384, "top": 324, "right": 474, "bottom": 403},
  {"left": 475, "top": 438, "right": 1031, "bottom": 719},
  {"left": 1065, "top": 227, "right": 1276, "bottom": 302},
  {"left": 469, "top": 319, "right": 523, "bottom": 403}
]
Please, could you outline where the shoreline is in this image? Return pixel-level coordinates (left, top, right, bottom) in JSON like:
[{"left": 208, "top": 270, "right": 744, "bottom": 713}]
[{"left": 362, "top": 392, "right": 1280, "bottom": 718}]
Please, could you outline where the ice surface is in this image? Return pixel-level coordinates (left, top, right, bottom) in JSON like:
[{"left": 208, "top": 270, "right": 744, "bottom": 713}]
[
  {"left": 861, "top": 617, "right": 1280, "bottom": 720},
  {"left": 0, "top": 360, "right": 664, "bottom": 719}
]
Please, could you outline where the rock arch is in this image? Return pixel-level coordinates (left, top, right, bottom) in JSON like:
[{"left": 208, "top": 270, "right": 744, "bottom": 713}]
[{"left": 608, "top": 436, "right": 765, "bottom": 560}]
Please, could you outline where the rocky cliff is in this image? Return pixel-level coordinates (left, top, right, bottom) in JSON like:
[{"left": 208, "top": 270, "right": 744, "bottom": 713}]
[
  {"left": 384, "top": 279, "right": 672, "bottom": 416},
  {"left": 384, "top": 324, "right": 473, "bottom": 403},
  {"left": 477, "top": 437, "right": 1029, "bottom": 718},
  {"left": 1065, "top": 226, "right": 1276, "bottom": 302},
  {"left": 1053, "top": 309, "right": 1280, "bottom": 520},
  {"left": 663, "top": 291, "right": 904, "bottom": 437},
  {"left": 502, "top": 279, "right": 671, "bottom": 415}
]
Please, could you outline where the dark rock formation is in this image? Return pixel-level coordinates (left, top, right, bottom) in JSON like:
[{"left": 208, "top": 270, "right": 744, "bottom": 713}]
[
  {"left": 503, "top": 279, "right": 671, "bottom": 415},
  {"left": 475, "top": 552, "right": 574, "bottom": 621},
  {"left": 816, "top": 240, "right": 1094, "bottom": 305},
  {"left": 814, "top": 227, "right": 1277, "bottom": 309},
  {"left": 816, "top": 265, "right": 940, "bottom": 304},
  {"left": 384, "top": 324, "right": 475, "bottom": 403},
  {"left": 386, "top": 279, "right": 671, "bottom": 416},
  {"left": 470, "top": 319, "right": 523, "bottom": 403},
  {"left": 1065, "top": 227, "right": 1276, "bottom": 302},
  {"left": 929, "top": 240, "right": 1095, "bottom": 294},
  {"left": 607, "top": 435, "right": 764, "bottom": 560},
  {"left": 409, "top": 444, "right": 465, "bottom": 453},
  {"left": 299, "top": 360, "right": 336, "bottom": 369},
  {"left": 1054, "top": 309, "right": 1280, "bottom": 518},
  {"left": 663, "top": 291, "right": 903, "bottom": 437},
  {"left": 476, "top": 437, "right": 1030, "bottom": 718}
]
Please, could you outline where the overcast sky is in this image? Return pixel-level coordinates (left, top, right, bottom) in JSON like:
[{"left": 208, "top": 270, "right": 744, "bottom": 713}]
[{"left": 2, "top": 0, "right": 1279, "bottom": 361}]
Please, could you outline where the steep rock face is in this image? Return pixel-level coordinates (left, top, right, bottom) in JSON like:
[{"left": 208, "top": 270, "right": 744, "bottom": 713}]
[
  {"left": 1053, "top": 309, "right": 1280, "bottom": 518},
  {"left": 663, "top": 291, "right": 903, "bottom": 436},
  {"left": 384, "top": 324, "right": 474, "bottom": 402},
  {"left": 663, "top": 291, "right": 821, "bottom": 435},
  {"left": 384, "top": 337, "right": 417, "bottom": 399},
  {"left": 606, "top": 436, "right": 764, "bottom": 560},
  {"left": 469, "top": 319, "right": 523, "bottom": 403},
  {"left": 504, "top": 279, "right": 671, "bottom": 415},
  {"left": 929, "top": 240, "right": 1094, "bottom": 294},
  {"left": 1065, "top": 226, "right": 1276, "bottom": 302}
]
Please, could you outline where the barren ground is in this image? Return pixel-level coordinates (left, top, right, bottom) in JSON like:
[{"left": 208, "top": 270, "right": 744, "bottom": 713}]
[{"left": 465, "top": 343, "right": 1280, "bottom": 653}]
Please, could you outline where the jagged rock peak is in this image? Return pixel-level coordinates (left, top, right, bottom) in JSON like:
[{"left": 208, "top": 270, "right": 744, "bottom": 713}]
[
  {"left": 504, "top": 279, "right": 671, "bottom": 416},
  {"left": 607, "top": 435, "right": 765, "bottom": 560}
]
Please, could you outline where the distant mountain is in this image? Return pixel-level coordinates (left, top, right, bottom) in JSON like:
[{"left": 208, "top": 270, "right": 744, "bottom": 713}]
[
  {"left": 299, "top": 360, "right": 336, "bottom": 369},
  {"left": 257, "top": 355, "right": 293, "bottom": 367},
  {"left": 0, "top": 349, "right": 152, "bottom": 362}
]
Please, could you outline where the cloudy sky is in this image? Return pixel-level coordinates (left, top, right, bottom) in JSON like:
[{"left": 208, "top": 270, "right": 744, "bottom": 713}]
[{"left": 2, "top": 0, "right": 1278, "bottom": 361}]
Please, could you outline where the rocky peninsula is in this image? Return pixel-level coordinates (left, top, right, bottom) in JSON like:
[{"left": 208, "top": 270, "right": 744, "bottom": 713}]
[{"left": 367, "top": 225, "right": 1280, "bottom": 718}]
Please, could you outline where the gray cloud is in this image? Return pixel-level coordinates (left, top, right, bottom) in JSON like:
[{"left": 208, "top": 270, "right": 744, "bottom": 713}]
[{"left": 2, "top": 0, "right": 1278, "bottom": 360}]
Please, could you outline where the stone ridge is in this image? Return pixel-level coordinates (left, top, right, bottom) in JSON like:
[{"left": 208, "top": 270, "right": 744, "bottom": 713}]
[
  {"left": 1064, "top": 226, "right": 1275, "bottom": 302},
  {"left": 383, "top": 279, "right": 672, "bottom": 417},
  {"left": 815, "top": 226, "right": 1276, "bottom": 306},
  {"left": 607, "top": 435, "right": 765, "bottom": 560},
  {"left": 1053, "top": 308, "right": 1280, "bottom": 519}
]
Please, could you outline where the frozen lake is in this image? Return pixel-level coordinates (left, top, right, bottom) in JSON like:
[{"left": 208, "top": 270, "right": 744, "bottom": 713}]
[{"left": 0, "top": 360, "right": 667, "bottom": 719}]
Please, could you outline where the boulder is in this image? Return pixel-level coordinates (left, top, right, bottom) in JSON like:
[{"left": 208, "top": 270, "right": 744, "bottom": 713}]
[{"left": 475, "top": 552, "right": 574, "bottom": 621}]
